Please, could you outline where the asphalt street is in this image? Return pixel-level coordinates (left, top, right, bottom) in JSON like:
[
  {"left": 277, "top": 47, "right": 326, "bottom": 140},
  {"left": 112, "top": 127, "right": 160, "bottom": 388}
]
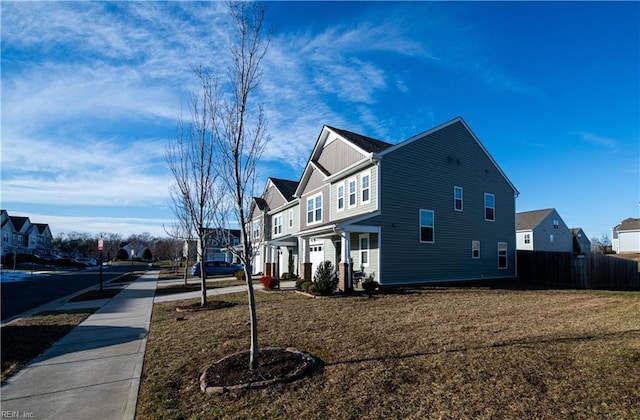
[{"left": 0, "top": 264, "right": 148, "bottom": 321}]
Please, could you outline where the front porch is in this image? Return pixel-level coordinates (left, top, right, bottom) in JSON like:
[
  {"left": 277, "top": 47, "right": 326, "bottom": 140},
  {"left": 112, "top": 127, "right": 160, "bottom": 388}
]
[{"left": 297, "top": 225, "right": 380, "bottom": 292}]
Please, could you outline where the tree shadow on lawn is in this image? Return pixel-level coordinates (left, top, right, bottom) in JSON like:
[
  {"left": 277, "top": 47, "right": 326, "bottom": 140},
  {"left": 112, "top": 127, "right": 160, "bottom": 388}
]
[{"left": 324, "top": 328, "right": 640, "bottom": 367}]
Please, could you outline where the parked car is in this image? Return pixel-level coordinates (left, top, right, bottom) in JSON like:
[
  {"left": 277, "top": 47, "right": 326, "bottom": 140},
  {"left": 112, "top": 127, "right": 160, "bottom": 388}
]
[
  {"left": 75, "top": 257, "right": 98, "bottom": 267},
  {"left": 191, "top": 261, "right": 244, "bottom": 277}
]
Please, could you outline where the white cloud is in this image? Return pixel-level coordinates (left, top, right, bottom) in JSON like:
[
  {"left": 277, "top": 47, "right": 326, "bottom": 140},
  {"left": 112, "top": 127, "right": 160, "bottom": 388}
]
[{"left": 579, "top": 132, "right": 620, "bottom": 153}]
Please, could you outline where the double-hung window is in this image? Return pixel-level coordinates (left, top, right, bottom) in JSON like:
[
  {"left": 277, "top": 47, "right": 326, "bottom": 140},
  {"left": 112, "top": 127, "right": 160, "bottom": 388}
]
[
  {"left": 361, "top": 173, "right": 371, "bottom": 204},
  {"left": 454, "top": 186, "right": 463, "bottom": 211},
  {"left": 419, "top": 209, "right": 435, "bottom": 243},
  {"left": 337, "top": 184, "right": 345, "bottom": 211},
  {"left": 273, "top": 215, "right": 282, "bottom": 236},
  {"left": 484, "top": 193, "right": 495, "bottom": 221},
  {"left": 288, "top": 209, "right": 293, "bottom": 228},
  {"left": 359, "top": 234, "right": 370, "bottom": 267},
  {"left": 524, "top": 234, "right": 531, "bottom": 244},
  {"left": 348, "top": 179, "right": 357, "bottom": 208},
  {"left": 307, "top": 193, "right": 322, "bottom": 224},
  {"left": 252, "top": 220, "right": 260, "bottom": 239},
  {"left": 498, "top": 242, "right": 507, "bottom": 269},
  {"left": 472, "top": 241, "right": 480, "bottom": 259}
]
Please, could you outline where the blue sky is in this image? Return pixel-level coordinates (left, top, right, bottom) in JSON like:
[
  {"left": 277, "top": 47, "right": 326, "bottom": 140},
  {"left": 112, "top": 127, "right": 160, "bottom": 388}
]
[{"left": 1, "top": 1, "right": 638, "bottom": 240}]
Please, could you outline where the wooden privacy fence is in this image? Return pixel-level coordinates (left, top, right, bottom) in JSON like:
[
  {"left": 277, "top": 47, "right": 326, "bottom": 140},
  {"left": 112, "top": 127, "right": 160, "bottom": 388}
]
[{"left": 517, "top": 250, "right": 639, "bottom": 290}]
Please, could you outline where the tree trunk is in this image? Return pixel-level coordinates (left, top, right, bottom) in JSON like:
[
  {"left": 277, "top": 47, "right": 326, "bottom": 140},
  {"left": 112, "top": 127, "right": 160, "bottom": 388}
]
[{"left": 245, "top": 266, "right": 259, "bottom": 370}]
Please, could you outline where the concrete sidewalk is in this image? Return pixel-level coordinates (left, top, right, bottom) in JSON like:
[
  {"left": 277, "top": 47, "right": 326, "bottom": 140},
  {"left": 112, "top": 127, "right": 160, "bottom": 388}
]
[
  {"left": 1, "top": 273, "right": 296, "bottom": 419},
  {"left": 0, "top": 271, "right": 158, "bottom": 420}
]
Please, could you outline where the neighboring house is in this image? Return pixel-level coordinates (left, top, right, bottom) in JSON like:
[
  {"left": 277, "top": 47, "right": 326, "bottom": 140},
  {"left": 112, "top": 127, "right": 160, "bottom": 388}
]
[
  {"left": 516, "top": 208, "right": 573, "bottom": 253},
  {"left": 201, "top": 228, "right": 242, "bottom": 263},
  {"left": 249, "top": 178, "right": 300, "bottom": 276},
  {"left": 253, "top": 117, "right": 518, "bottom": 288},
  {"left": 612, "top": 218, "right": 640, "bottom": 253},
  {"left": 570, "top": 228, "right": 591, "bottom": 255},
  {"left": 1, "top": 210, "right": 54, "bottom": 262}
]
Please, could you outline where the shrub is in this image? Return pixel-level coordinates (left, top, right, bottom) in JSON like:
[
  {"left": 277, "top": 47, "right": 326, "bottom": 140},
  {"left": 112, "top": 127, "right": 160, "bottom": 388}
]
[
  {"left": 234, "top": 270, "right": 246, "bottom": 281},
  {"left": 301, "top": 281, "right": 313, "bottom": 292},
  {"left": 259, "top": 275, "right": 278, "bottom": 290},
  {"left": 281, "top": 272, "right": 290, "bottom": 280},
  {"left": 116, "top": 248, "right": 129, "bottom": 260},
  {"left": 295, "top": 277, "right": 307, "bottom": 290},
  {"left": 142, "top": 249, "right": 152, "bottom": 261},
  {"left": 313, "top": 261, "right": 338, "bottom": 295}
]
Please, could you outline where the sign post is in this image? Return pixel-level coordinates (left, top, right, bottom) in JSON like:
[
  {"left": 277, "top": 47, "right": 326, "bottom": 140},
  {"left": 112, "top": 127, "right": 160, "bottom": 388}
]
[{"left": 98, "top": 236, "right": 104, "bottom": 291}]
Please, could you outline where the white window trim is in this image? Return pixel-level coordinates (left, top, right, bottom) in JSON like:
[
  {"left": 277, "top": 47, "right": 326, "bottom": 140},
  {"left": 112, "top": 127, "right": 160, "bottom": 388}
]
[
  {"left": 359, "top": 233, "right": 370, "bottom": 267},
  {"left": 273, "top": 214, "right": 283, "bottom": 236},
  {"left": 348, "top": 178, "right": 357, "bottom": 209},
  {"left": 498, "top": 242, "right": 508, "bottom": 269},
  {"left": 288, "top": 209, "right": 293, "bottom": 228},
  {"left": 472, "top": 240, "right": 480, "bottom": 259},
  {"left": 454, "top": 186, "right": 463, "bottom": 212},
  {"left": 361, "top": 172, "right": 371, "bottom": 205},
  {"left": 484, "top": 193, "right": 495, "bottom": 222},
  {"left": 307, "top": 193, "right": 323, "bottom": 225},
  {"left": 419, "top": 209, "right": 435, "bottom": 244},
  {"left": 252, "top": 220, "right": 260, "bottom": 239},
  {"left": 337, "top": 183, "right": 345, "bottom": 212}
]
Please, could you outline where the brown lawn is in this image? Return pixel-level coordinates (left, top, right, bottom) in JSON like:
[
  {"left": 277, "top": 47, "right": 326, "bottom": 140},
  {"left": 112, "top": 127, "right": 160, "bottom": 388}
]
[{"left": 136, "top": 287, "right": 640, "bottom": 419}]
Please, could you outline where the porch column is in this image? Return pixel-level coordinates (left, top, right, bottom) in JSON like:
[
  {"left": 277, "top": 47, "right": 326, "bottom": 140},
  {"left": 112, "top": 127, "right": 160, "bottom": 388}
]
[
  {"left": 337, "top": 232, "right": 352, "bottom": 292},
  {"left": 299, "top": 237, "right": 312, "bottom": 281}
]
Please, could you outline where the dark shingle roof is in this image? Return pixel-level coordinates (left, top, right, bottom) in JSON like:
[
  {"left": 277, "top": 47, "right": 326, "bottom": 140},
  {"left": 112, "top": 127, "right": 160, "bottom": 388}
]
[
  {"left": 616, "top": 217, "right": 640, "bottom": 231},
  {"left": 33, "top": 223, "right": 49, "bottom": 234},
  {"left": 10, "top": 216, "right": 29, "bottom": 231},
  {"left": 516, "top": 209, "right": 554, "bottom": 230},
  {"left": 253, "top": 197, "right": 269, "bottom": 211},
  {"left": 270, "top": 178, "right": 299, "bottom": 202},
  {"left": 326, "top": 126, "right": 393, "bottom": 153}
]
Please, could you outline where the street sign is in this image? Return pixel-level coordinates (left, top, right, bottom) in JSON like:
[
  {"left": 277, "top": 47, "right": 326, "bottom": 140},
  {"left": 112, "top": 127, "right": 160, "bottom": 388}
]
[{"left": 98, "top": 236, "right": 104, "bottom": 251}]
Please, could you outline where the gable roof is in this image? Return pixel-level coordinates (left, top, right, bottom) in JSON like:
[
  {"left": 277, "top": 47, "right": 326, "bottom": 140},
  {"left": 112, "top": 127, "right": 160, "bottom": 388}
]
[
  {"left": 615, "top": 217, "right": 640, "bottom": 231},
  {"left": 325, "top": 126, "right": 393, "bottom": 153},
  {"left": 253, "top": 197, "right": 269, "bottom": 211},
  {"left": 269, "top": 178, "right": 299, "bottom": 202},
  {"left": 295, "top": 125, "right": 393, "bottom": 197},
  {"left": 10, "top": 216, "right": 30, "bottom": 231},
  {"left": 516, "top": 208, "right": 555, "bottom": 230},
  {"left": 32, "top": 223, "right": 51, "bottom": 235},
  {"left": 380, "top": 117, "right": 519, "bottom": 196}
]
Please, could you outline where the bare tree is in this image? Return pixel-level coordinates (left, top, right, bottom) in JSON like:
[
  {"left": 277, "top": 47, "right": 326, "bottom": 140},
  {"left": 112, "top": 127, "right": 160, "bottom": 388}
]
[
  {"left": 214, "top": 1, "right": 270, "bottom": 370},
  {"left": 165, "top": 67, "right": 224, "bottom": 306}
]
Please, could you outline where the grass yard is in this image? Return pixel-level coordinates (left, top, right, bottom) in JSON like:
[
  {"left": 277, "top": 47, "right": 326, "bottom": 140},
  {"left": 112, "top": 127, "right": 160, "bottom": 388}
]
[
  {"left": 1, "top": 308, "right": 97, "bottom": 381},
  {"left": 136, "top": 287, "right": 640, "bottom": 419}
]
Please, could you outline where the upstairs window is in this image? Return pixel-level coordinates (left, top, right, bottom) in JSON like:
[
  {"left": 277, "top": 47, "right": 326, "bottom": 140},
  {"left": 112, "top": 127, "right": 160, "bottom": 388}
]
[
  {"left": 288, "top": 209, "right": 294, "bottom": 228},
  {"left": 337, "top": 184, "right": 345, "bottom": 211},
  {"left": 454, "top": 186, "right": 463, "bottom": 211},
  {"left": 419, "top": 209, "right": 435, "bottom": 243},
  {"left": 362, "top": 173, "right": 371, "bottom": 204},
  {"left": 553, "top": 219, "right": 559, "bottom": 229},
  {"left": 550, "top": 234, "right": 554, "bottom": 243},
  {"left": 273, "top": 215, "right": 282, "bottom": 235},
  {"left": 307, "top": 193, "right": 322, "bottom": 224},
  {"left": 524, "top": 234, "right": 531, "bottom": 244},
  {"left": 484, "top": 193, "right": 495, "bottom": 221},
  {"left": 348, "top": 179, "right": 357, "bottom": 208},
  {"left": 252, "top": 220, "right": 260, "bottom": 239}
]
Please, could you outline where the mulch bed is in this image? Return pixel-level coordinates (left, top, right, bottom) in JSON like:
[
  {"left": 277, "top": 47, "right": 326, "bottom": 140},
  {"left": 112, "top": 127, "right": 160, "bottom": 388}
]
[
  {"left": 174, "top": 300, "right": 236, "bottom": 312},
  {"left": 200, "top": 348, "right": 319, "bottom": 394}
]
